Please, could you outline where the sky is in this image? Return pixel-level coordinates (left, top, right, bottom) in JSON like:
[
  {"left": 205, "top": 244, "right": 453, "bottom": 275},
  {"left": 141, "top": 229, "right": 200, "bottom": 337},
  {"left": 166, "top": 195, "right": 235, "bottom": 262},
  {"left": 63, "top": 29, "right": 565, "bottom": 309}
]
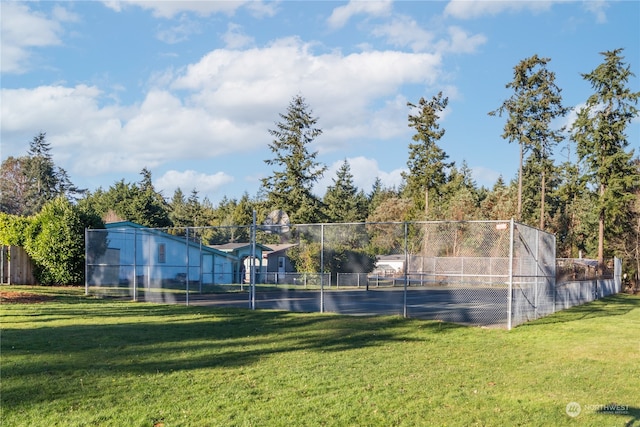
[{"left": 1, "top": 0, "right": 639, "bottom": 205}]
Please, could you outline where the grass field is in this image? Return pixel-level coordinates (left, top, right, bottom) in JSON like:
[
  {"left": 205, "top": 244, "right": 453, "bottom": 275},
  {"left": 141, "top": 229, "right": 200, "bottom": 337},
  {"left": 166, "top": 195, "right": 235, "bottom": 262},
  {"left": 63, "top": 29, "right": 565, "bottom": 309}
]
[{"left": 1, "top": 286, "right": 639, "bottom": 426}]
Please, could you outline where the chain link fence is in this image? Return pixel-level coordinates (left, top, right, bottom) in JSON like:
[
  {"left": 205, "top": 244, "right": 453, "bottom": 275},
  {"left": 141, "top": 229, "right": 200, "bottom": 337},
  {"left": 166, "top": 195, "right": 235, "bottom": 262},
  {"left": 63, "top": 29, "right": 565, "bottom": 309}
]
[
  {"left": 555, "top": 257, "right": 622, "bottom": 309},
  {"left": 86, "top": 219, "right": 621, "bottom": 329}
]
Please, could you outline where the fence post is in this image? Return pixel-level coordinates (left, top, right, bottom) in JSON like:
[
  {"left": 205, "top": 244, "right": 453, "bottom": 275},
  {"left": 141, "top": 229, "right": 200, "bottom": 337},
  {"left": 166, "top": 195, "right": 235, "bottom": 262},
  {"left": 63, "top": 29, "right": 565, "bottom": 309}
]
[
  {"left": 84, "top": 228, "right": 89, "bottom": 295},
  {"left": 133, "top": 228, "right": 138, "bottom": 302},
  {"left": 185, "top": 228, "right": 190, "bottom": 306},
  {"left": 614, "top": 257, "right": 622, "bottom": 292},
  {"left": 403, "top": 222, "right": 408, "bottom": 318},
  {"left": 250, "top": 211, "right": 256, "bottom": 310},
  {"left": 507, "top": 219, "right": 514, "bottom": 330},
  {"left": 320, "top": 224, "right": 325, "bottom": 313},
  {"left": 534, "top": 227, "right": 539, "bottom": 319}
]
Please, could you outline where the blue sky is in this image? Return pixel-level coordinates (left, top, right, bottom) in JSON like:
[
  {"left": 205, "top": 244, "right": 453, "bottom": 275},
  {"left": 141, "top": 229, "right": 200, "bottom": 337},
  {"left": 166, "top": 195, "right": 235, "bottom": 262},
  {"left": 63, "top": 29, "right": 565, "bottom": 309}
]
[{"left": 1, "top": 1, "right": 639, "bottom": 204}]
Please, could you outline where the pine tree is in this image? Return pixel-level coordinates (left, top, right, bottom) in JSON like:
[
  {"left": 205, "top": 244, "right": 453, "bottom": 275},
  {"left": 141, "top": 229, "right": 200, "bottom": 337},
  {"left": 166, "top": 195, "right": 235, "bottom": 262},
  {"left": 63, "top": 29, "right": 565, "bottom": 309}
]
[
  {"left": 570, "top": 48, "right": 640, "bottom": 268},
  {"left": 23, "top": 133, "right": 61, "bottom": 214},
  {"left": 83, "top": 169, "right": 171, "bottom": 228},
  {"left": 480, "top": 176, "right": 518, "bottom": 221},
  {"left": 169, "top": 188, "right": 188, "bottom": 227},
  {"left": 323, "top": 160, "right": 363, "bottom": 222},
  {"left": 186, "top": 189, "right": 203, "bottom": 227},
  {"left": 0, "top": 156, "right": 29, "bottom": 215},
  {"left": 442, "top": 162, "right": 480, "bottom": 221},
  {"left": 401, "top": 92, "right": 452, "bottom": 219},
  {"left": 132, "top": 168, "right": 171, "bottom": 228},
  {"left": 490, "top": 55, "right": 570, "bottom": 228},
  {"left": 261, "top": 95, "right": 327, "bottom": 224}
]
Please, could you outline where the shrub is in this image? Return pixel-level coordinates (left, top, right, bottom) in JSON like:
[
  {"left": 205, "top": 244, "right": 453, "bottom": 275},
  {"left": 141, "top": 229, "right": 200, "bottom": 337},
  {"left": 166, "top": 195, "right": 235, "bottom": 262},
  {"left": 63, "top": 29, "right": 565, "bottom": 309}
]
[{"left": 23, "top": 197, "right": 103, "bottom": 285}]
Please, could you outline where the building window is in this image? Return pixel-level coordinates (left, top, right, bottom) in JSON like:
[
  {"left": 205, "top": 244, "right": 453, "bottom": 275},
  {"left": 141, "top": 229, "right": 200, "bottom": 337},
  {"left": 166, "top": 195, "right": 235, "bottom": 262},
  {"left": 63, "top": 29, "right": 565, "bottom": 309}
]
[{"left": 158, "top": 244, "right": 166, "bottom": 263}]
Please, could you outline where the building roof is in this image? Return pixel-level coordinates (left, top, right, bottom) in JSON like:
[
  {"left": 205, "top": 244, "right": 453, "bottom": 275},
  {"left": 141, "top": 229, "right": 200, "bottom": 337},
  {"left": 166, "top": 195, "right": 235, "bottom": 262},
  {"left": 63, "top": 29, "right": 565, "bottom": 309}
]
[
  {"left": 262, "top": 243, "right": 298, "bottom": 255},
  {"left": 104, "top": 221, "right": 235, "bottom": 259},
  {"left": 376, "top": 254, "right": 405, "bottom": 262},
  {"left": 210, "top": 242, "right": 272, "bottom": 253}
]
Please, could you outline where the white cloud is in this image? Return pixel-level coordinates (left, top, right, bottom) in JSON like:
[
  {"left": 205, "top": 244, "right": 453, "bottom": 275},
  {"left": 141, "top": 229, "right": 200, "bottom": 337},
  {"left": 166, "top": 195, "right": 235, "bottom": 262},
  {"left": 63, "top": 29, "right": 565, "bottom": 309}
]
[
  {"left": 371, "top": 15, "right": 435, "bottom": 52},
  {"left": 1, "top": 84, "right": 111, "bottom": 136},
  {"left": 0, "top": 2, "right": 69, "bottom": 73},
  {"left": 436, "top": 26, "right": 487, "bottom": 54},
  {"left": 582, "top": 0, "right": 609, "bottom": 24},
  {"left": 0, "top": 84, "right": 261, "bottom": 178},
  {"left": 327, "top": 0, "right": 393, "bottom": 29},
  {"left": 102, "top": 0, "right": 248, "bottom": 18},
  {"left": 1, "top": 38, "right": 441, "bottom": 195},
  {"left": 245, "top": 1, "right": 279, "bottom": 19},
  {"left": 52, "top": 5, "right": 81, "bottom": 23},
  {"left": 156, "top": 15, "right": 202, "bottom": 44},
  {"left": 444, "top": 0, "right": 554, "bottom": 20},
  {"left": 170, "top": 38, "right": 442, "bottom": 152},
  {"left": 155, "top": 170, "right": 234, "bottom": 197},
  {"left": 222, "top": 23, "right": 255, "bottom": 49},
  {"left": 370, "top": 15, "right": 486, "bottom": 55},
  {"left": 317, "top": 157, "right": 405, "bottom": 196}
]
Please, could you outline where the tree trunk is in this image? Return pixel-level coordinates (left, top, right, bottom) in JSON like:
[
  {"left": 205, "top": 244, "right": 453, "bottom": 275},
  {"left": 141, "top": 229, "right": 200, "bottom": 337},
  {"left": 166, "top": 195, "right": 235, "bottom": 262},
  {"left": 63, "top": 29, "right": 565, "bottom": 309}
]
[
  {"left": 517, "top": 142, "right": 523, "bottom": 221},
  {"left": 598, "top": 182, "right": 605, "bottom": 273},
  {"left": 425, "top": 187, "right": 429, "bottom": 218},
  {"left": 540, "top": 168, "right": 545, "bottom": 230}
]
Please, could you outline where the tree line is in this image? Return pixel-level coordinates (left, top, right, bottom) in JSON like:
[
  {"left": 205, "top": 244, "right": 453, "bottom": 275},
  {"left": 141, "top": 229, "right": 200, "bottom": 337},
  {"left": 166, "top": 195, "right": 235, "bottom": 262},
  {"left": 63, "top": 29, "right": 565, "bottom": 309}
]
[{"left": 1, "top": 49, "right": 638, "bottom": 285}]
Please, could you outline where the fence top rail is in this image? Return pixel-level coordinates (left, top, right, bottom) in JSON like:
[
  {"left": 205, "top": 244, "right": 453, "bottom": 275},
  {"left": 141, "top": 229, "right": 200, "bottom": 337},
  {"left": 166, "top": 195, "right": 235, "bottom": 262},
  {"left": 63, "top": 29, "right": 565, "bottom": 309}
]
[{"left": 87, "top": 219, "right": 531, "bottom": 232}]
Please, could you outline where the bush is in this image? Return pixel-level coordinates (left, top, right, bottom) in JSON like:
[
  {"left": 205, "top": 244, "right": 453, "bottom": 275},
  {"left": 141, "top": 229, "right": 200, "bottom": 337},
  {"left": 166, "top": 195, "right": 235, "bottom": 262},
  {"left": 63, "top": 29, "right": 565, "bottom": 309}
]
[
  {"left": 0, "top": 213, "right": 30, "bottom": 246},
  {"left": 22, "top": 197, "right": 103, "bottom": 285}
]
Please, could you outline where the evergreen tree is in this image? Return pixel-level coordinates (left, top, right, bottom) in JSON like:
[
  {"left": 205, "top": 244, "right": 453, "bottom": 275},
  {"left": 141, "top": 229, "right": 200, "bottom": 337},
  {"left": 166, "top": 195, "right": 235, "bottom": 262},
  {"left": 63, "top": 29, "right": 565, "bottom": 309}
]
[
  {"left": 3, "top": 132, "right": 85, "bottom": 215},
  {"left": 550, "top": 146, "right": 589, "bottom": 257},
  {"left": 232, "top": 193, "right": 255, "bottom": 241},
  {"left": 490, "top": 55, "right": 570, "bottom": 227},
  {"left": 442, "top": 162, "right": 480, "bottom": 220},
  {"left": 24, "top": 132, "right": 58, "bottom": 214},
  {"left": 367, "top": 177, "right": 384, "bottom": 216},
  {"left": 479, "top": 177, "right": 518, "bottom": 220},
  {"left": 367, "top": 178, "right": 399, "bottom": 218},
  {"left": 186, "top": 189, "right": 203, "bottom": 227},
  {"left": 82, "top": 169, "right": 171, "bottom": 228},
  {"left": 402, "top": 92, "right": 452, "bottom": 219},
  {"left": 0, "top": 156, "right": 29, "bottom": 215},
  {"left": 131, "top": 168, "right": 171, "bottom": 228},
  {"left": 261, "top": 95, "right": 327, "bottom": 224},
  {"left": 323, "top": 160, "right": 363, "bottom": 222},
  {"left": 169, "top": 188, "right": 189, "bottom": 227},
  {"left": 570, "top": 48, "right": 640, "bottom": 267}
]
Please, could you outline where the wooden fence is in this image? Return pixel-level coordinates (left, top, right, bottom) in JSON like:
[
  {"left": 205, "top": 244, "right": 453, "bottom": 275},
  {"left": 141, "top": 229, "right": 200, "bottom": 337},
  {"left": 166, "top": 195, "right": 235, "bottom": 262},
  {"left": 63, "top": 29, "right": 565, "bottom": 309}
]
[{"left": 1, "top": 246, "right": 36, "bottom": 285}]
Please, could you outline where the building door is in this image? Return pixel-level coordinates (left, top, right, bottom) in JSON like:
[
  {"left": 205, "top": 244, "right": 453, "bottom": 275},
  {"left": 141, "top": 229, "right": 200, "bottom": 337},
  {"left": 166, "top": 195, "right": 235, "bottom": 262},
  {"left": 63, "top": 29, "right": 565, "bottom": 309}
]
[{"left": 202, "top": 254, "right": 213, "bottom": 284}]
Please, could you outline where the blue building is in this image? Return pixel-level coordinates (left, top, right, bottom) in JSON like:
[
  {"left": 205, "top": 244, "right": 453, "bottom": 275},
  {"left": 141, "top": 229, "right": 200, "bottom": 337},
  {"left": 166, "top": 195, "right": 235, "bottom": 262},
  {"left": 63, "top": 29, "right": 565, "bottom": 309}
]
[{"left": 91, "top": 222, "right": 240, "bottom": 286}]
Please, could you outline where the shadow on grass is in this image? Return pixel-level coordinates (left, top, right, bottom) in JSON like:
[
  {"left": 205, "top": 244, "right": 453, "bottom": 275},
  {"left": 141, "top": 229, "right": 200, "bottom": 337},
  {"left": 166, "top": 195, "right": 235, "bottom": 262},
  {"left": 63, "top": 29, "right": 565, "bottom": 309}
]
[
  {"left": 1, "top": 300, "right": 465, "bottom": 411},
  {"left": 595, "top": 405, "right": 640, "bottom": 427},
  {"left": 518, "top": 294, "right": 640, "bottom": 327}
]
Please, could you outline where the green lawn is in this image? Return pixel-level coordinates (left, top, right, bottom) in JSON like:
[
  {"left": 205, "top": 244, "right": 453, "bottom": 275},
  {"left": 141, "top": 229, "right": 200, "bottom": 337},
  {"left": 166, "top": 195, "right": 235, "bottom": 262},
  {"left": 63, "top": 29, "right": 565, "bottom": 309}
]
[{"left": 1, "top": 286, "right": 638, "bottom": 427}]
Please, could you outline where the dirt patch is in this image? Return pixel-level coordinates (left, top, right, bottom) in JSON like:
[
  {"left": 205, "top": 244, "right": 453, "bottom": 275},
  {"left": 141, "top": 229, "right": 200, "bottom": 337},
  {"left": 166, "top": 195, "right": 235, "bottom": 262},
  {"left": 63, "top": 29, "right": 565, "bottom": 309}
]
[{"left": 0, "top": 291, "right": 55, "bottom": 304}]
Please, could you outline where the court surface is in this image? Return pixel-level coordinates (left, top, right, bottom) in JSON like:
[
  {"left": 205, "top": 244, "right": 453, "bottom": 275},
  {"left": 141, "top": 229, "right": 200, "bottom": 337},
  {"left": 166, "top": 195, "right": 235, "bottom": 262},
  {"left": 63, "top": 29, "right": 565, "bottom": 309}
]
[{"left": 159, "top": 287, "right": 510, "bottom": 327}]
